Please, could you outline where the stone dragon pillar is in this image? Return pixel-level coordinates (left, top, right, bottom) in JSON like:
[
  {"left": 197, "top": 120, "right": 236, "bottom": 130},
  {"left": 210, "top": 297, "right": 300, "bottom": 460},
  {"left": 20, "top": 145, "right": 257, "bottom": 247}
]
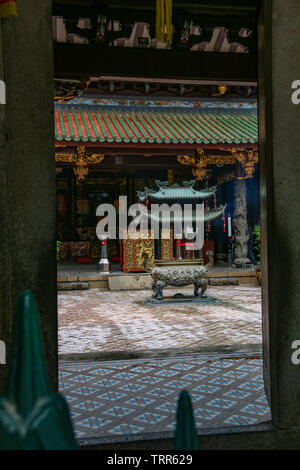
[{"left": 233, "top": 178, "right": 251, "bottom": 267}]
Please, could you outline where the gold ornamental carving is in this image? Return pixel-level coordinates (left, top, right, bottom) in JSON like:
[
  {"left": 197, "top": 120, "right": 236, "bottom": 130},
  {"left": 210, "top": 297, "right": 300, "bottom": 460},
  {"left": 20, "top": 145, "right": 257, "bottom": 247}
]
[
  {"left": 55, "top": 153, "right": 76, "bottom": 163},
  {"left": 242, "top": 149, "right": 259, "bottom": 178},
  {"left": 231, "top": 148, "right": 258, "bottom": 178},
  {"left": 161, "top": 239, "right": 172, "bottom": 260},
  {"left": 124, "top": 240, "right": 134, "bottom": 269},
  {"left": 135, "top": 239, "right": 154, "bottom": 270},
  {"left": 196, "top": 148, "right": 237, "bottom": 166},
  {"left": 122, "top": 238, "right": 155, "bottom": 271},
  {"left": 167, "top": 169, "right": 174, "bottom": 186},
  {"left": 55, "top": 146, "right": 104, "bottom": 183},
  {"left": 177, "top": 147, "right": 259, "bottom": 181},
  {"left": 177, "top": 153, "right": 206, "bottom": 181},
  {"left": 73, "top": 145, "right": 89, "bottom": 183},
  {"left": 211, "top": 85, "right": 228, "bottom": 97}
]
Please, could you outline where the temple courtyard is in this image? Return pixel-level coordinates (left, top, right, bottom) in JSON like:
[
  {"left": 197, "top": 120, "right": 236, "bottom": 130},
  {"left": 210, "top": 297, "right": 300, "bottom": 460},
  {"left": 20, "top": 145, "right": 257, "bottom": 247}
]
[
  {"left": 58, "top": 284, "right": 262, "bottom": 357},
  {"left": 57, "top": 284, "right": 267, "bottom": 442},
  {"left": 60, "top": 351, "right": 270, "bottom": 443}
]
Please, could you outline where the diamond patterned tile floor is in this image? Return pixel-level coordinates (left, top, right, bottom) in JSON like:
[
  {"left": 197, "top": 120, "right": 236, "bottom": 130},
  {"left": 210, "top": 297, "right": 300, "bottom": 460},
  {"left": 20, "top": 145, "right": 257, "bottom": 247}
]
[{"left": 59, "top": 351, "right": 270, "bottom": 442}]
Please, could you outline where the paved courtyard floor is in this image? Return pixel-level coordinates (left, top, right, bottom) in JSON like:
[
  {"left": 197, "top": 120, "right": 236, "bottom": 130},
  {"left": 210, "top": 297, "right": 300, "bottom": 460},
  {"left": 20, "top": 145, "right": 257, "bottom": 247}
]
[
  {"left": 58, "top": 285, "right": 262, "bottom": 356},
  {"left": 58, "top": 285, "right": 265, "bottom": 443},
  {"left": 60, "top": 351, "right": 270, "bottom": 444}
]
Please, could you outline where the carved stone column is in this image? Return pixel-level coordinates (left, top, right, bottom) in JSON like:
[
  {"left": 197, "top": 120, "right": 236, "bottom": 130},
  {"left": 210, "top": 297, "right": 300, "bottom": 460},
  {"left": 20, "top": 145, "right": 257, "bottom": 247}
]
[{"left": 233, "top": 178, "right": 251, "bottom": 267}]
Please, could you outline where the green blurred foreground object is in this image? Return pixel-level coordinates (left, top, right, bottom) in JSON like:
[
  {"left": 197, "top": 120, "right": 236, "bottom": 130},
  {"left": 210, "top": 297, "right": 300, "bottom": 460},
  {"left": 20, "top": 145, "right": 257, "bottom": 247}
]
[
  {"left": 174, "top": 390, "right": 199, "bottom": 450},
  {"left": 0, "top": 290, "right": 78, "bottom": 450}
]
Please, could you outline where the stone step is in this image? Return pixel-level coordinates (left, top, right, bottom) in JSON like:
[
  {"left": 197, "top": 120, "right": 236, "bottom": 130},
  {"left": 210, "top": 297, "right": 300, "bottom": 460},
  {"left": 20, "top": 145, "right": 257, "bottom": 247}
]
[
  {"left": 108, "top": 274, "right": 151, "bottom": 291},
  {"left": 57, "top": 276, "right": 109, "bottom": 290},
  {"left": 57, "top": 281, "right": 89, "bottom": 291},
  {"left": 87, "top": 282, "right": 108, "bottom": 290},
  {"left": 209, "top": 278, "right": 239, "bottom": 286},
  {"left": 57, "top": 274, "right": 109, "bottom": 282},
  {"left": 57, "top": 270, "right": 257, "bottom": 292}
]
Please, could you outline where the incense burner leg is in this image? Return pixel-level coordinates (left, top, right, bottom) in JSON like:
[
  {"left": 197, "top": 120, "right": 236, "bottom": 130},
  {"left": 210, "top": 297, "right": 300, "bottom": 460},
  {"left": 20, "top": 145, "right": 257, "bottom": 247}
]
[
  {"left": 194, "top": 278, "right": 208, "bottom": 298},
  {"left": 152, "top": 280, "right": 165, "bottom": 300},
  {"left": 152, "top": 280, "right": 158, "bottom": 298}
]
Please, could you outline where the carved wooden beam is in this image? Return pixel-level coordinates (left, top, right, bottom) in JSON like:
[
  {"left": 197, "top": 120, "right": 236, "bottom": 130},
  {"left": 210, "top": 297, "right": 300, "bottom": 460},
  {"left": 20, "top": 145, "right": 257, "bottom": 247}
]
[
  {"left": 55, "top": 145, "right": 104, "bottom": 183},
  {"left": 177, "top": 147, "right": 258, "bottom": 180}
]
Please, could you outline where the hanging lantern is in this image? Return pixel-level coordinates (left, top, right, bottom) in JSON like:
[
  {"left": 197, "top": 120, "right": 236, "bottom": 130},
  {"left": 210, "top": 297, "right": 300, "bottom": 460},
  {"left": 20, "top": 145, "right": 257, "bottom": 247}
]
[
  {"left": 156, "top": 0, "right": 173, "bottom": 45},
  {"left": 213, "top": 196, "right": 217, "bottom": 208},
  {"left": 207, "top": 221, "right": 211, "bottom": 233},
  {"left": 223, "top": 216, "right": 226, "bottom": 232}
]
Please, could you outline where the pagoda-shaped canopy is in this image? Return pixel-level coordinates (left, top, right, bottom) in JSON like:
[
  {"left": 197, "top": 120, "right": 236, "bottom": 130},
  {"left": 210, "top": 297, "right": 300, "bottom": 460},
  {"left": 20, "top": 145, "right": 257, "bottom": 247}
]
[
  {"left": 138, "top": 204, "right": 226, "bottom": 223},
  {"left": 137, "top": 180, "right": 217, "bottom": 203}
]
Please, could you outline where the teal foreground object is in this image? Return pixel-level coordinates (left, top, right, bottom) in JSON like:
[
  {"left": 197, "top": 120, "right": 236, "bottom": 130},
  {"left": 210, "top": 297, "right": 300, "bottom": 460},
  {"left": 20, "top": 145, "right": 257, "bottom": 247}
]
[
  {"left": 174, "top": 390, "right": 199, "bottom": 450},
  {"left": 0, "top": 290, "right": 78, "bottom": 450}
]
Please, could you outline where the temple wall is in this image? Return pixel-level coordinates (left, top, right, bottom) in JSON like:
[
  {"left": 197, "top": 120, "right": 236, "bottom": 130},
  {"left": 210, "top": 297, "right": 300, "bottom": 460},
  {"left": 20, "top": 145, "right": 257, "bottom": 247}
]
[
  {"left": 259, "top": 0, "right": 300, "bottom": 427},
  {"left": 0, "top": 0, "right": 57, "bottom": 391}
]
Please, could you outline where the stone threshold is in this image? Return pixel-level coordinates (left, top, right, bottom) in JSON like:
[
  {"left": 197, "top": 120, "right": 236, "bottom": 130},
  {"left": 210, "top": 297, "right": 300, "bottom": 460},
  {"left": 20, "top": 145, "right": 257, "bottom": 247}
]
[
  {"left": 78, "top": 421, "right": 272, "bottom": 449},
  {"left": 58, "top": 343, "right": 262, "bottom": 363}
]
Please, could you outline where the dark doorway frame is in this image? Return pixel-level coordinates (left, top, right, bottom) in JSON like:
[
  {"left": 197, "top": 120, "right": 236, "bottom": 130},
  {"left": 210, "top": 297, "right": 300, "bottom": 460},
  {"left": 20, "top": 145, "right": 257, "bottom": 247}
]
[{"left": 1, "top": 0, "right": 300, "bottom": 449}]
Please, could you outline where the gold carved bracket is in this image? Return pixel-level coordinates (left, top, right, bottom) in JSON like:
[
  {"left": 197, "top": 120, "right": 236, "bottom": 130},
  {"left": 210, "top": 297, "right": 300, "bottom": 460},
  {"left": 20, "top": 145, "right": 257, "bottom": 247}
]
[
  {"left": 177, "top": 147, "right": 259, "bottom": 181},
  {"left": 231, "top": 148, "right": 259, "bottom": 178},
  {"left": 55, "top": 145, "right": 104, "bottom": 183},
  {"left": 177, "top": 154, "right": 207, "bottom": 181}
]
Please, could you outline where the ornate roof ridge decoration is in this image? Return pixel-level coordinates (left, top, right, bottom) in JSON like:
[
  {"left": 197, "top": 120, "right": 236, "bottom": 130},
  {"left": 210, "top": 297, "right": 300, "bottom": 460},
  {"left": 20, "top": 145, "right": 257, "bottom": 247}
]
[
  {"left": 54, "top": 98, "right": 258, "bottom": 110},
  {"left": 137, "top": 180, "right": 217, "bottom": 202},
  {"left": 155, "top": 180, "right": 199, "bottom": 190}
]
